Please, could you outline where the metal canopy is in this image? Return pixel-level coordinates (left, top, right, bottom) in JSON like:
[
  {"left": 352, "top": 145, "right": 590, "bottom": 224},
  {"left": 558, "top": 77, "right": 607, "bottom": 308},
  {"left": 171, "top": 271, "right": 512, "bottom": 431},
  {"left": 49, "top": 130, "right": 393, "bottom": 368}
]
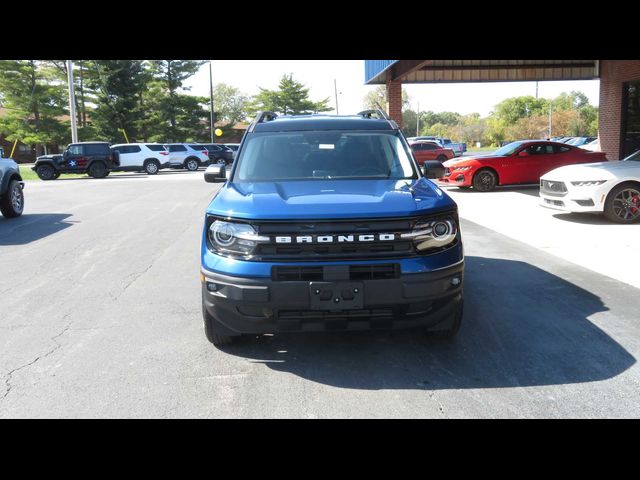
[{"left": 365, "top": 60, "right": 599, "bottom": 84}]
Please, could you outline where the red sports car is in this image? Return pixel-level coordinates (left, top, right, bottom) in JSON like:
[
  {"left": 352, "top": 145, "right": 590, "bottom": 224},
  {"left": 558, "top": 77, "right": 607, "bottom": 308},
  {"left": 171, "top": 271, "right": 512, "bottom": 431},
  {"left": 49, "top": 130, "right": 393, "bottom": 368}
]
[
  {"left": 438, "top": 140, "right": 608, "bottom": 191},
  {"left": 410, "top": 140, "right": 455, "bottom": 165}
]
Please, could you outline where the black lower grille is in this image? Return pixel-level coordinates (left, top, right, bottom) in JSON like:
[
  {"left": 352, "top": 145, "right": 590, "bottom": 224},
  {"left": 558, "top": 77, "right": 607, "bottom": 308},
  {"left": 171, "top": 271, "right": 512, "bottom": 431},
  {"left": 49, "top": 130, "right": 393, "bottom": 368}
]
[{"left": 272, "top": 264, "right": 400, "bottom": 282}]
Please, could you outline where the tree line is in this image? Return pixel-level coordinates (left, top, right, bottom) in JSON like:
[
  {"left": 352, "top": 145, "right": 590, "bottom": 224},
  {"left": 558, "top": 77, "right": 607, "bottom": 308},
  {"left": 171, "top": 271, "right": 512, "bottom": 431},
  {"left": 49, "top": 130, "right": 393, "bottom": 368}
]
[
  {"left": 0, "top": 61, "right": 331, "bottom": 155},
  {"left": 364, "top": 86, "right": 599, "bottom": 147}
]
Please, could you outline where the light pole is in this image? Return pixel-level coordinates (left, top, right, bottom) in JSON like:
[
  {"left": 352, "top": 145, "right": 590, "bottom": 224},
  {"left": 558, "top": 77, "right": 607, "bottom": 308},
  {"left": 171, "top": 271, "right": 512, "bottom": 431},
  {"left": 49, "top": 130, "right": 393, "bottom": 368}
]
[
  {"left": 548, "top": 104, "right": 552, "bottom": 138},
  {"left": 209, "top": 61, "right": 215, "bottom": 143},
  {"left": 66, "top": 60, "right": 78, "bottom": 143},
  {"left": 416, "top": 101, "right": 420, "bottom": 136},
  {"left": 334, "top": 79, "right": 339, "bottom": 114}
]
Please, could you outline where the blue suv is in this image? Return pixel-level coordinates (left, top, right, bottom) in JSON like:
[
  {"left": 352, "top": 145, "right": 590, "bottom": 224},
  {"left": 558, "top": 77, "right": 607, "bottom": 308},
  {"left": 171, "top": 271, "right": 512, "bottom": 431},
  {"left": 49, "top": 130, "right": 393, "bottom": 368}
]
[{"left": 200, "top": 110, "right": 464, "bottom": 346}]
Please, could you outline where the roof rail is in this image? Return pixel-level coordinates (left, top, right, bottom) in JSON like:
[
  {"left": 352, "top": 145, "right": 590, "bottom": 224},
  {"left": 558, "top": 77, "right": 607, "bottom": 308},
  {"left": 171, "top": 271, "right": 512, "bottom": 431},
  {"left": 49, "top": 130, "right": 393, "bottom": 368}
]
[
  {"left": 248, "top": 111, "right": 278, "bottom": 132},
  {"left": 357, "top": 109, "right": 390, "bottom": 120}
]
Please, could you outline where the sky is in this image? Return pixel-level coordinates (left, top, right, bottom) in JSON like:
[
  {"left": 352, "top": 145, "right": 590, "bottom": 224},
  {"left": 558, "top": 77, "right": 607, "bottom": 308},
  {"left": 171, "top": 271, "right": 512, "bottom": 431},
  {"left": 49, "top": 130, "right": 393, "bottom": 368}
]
[{"left": 184, "top": 60, "right": 601, "bottom": 118}]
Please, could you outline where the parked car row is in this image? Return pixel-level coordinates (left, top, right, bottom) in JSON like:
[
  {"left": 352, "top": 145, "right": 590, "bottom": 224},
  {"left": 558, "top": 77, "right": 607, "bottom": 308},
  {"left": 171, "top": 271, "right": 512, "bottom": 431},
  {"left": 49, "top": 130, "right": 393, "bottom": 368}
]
[
  {"left": 432, "top": 138, "right": 640, "bottom": 223},
  {"left": 32, "top": 142, "right": 237, "bottom": 180},
  {"left": 406, "top": 136, "right": 466, "bottom": 156}
]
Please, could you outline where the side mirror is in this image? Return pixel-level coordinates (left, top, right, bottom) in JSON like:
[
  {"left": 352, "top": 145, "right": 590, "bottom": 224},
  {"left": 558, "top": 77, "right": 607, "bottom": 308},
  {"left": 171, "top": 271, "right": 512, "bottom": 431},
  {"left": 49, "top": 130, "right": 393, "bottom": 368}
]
[
  {"left": 204, "top": 164, "right": 225, "bottom": 183},
  {"left": 422, "top": 161, "right": 445, "bottom": 179},
  {"left": 232, "top": 151, "right": 237, "bottom": 160},
  {"left": 518, "top": 150, "right": 530, "bottom": 157}
]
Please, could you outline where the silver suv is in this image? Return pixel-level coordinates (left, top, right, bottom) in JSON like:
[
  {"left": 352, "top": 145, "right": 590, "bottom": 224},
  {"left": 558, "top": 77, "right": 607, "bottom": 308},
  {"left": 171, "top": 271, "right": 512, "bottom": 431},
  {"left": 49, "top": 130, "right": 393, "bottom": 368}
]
[
  {"left": 0, "top": 149, "right": 25, "bottom": 218},
  {"left": 164, "top": 144, "right": 210, "bottom": 171}
]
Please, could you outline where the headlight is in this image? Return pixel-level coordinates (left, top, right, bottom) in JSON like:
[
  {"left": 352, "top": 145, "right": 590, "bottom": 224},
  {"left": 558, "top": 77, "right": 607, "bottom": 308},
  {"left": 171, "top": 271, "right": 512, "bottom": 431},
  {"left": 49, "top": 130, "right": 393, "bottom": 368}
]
[
  {"left": 453, "top": 166, "right": 472, "bottom": 171},
  {"left": 401, "top": 217, "right": 458, "bottom": 252},
  {"left": 208, "top": 220, "right": 269, "bottom": 256},
  {"left": 570, "top": 180, "right": 606, "bottom": 187}
]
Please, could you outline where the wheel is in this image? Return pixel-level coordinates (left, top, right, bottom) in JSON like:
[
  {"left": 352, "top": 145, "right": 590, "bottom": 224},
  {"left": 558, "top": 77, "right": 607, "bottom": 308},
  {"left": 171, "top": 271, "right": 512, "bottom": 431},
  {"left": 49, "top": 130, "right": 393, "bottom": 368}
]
[
  {"left": 53, "top": 172, "right": 61, "bottom": 179},
  {"left": 436, "top": 155, "right": 447, "bottom": 162},
  {"left": 36, "top": 164, "right": 56, "bottom": 181},
  {"left": 202, "top": 301, "right": 236, "bottom": 346},
  {"left": 0, "top": 179, "right": 24, "bottom": 218},
  {"left": 604, "top": 183, "right": 640, "bottom": 223},
  {"left": 144, "top": 159, "right": 160, "bottom": 175},
  {"left": 472, "top": 169, "right": 497, "bottom": 192},
  {"left": 424, "top": 298, "right": 463, "bottom": 339},
  {"left": 88, "top": 162, "right": 108, "bottom": 178},
  {"left": 185, "top": 158, "right": 200, "bottom": 172}
]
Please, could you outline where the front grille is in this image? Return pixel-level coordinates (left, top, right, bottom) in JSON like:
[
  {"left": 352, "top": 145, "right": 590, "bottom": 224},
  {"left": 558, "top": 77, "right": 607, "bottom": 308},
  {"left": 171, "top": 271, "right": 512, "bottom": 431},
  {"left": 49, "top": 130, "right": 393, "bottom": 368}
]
[
  {"left": 272, "top": 264, "right": 400, "bottom": 281},
  {"left": 540, "top": 180, "right": 568, "bottom": 196},
  {"left": 255, "top": 218, "right": 420, "bottom": 260}
]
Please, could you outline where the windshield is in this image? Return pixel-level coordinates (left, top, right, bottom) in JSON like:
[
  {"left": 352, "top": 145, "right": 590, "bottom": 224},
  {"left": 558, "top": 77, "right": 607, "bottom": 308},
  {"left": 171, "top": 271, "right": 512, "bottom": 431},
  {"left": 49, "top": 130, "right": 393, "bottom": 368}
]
[
  {"left": 493, "top": 141, "right": 525, "bottom": 156},
  {"left": 624, "top": 149, "right": 640, "bottom": 162},
  {"left": 233, "top": 131, "right": 418, "bottom": 182}
]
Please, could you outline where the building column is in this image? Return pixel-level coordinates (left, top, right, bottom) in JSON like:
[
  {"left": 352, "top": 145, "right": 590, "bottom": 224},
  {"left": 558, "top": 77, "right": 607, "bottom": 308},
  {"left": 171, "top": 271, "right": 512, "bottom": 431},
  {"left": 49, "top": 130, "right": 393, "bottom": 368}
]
[
  {"left": 599, "top": 60, "right": 640, "bottom": 160},
  {"left": 386, "top": 79, "right": 403, "bottom": 128}
]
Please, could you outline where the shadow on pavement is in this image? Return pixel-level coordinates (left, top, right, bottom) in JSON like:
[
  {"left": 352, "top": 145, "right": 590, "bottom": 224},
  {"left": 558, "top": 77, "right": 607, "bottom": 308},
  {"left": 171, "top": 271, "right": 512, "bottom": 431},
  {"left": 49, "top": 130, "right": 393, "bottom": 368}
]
[
  {"left": 552, "top": 212, "right": 635, "bottom": 226},
  {"left": 0, "top": 213, "right": 76, "bottom": 245},
  {"left": 218, "top": 255, "right": 635, "bottom": 390}
]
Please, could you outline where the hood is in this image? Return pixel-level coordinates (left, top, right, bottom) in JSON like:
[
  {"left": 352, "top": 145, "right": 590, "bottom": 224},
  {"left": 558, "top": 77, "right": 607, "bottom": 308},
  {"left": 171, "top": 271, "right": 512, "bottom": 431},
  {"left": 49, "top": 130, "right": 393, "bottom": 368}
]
[
  {"left": 542, "top": 160, "right": 640, "bottom": 181},
  {"left": 207, "top": 178, "right": 457, "bottom": 220},
  {"left": 443, "top": 155, "right": 496, "bottom": 167},
  {"left": 37, "top": 154, "right": 62, "bottom": 160}
]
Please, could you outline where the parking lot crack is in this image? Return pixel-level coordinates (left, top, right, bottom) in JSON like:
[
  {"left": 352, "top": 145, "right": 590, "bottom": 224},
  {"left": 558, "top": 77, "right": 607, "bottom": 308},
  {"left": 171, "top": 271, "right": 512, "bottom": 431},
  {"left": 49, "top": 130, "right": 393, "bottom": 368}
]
[{"left": 1, "top": 316, "right": 72, "bottom": 402}]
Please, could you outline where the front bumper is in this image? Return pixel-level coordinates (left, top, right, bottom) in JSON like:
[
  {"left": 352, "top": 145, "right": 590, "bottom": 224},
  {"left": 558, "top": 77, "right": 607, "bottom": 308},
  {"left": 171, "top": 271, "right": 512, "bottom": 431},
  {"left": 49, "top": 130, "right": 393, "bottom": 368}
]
[
  {"left": 438, "top": 169, "right": 472, "bottom": 186},
  {"left": 539, "top": 183, "right": 609, "bottom": 213},
  {"left": 201, "top": 261, "right": 464, "bottom": 335}
]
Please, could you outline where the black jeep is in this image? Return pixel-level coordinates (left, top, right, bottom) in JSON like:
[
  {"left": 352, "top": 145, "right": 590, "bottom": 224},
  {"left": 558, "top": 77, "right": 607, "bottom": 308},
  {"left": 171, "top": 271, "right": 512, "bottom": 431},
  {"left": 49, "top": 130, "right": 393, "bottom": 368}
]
[{"left": 33, "top": 142, "right": 119, "bottom": 180}]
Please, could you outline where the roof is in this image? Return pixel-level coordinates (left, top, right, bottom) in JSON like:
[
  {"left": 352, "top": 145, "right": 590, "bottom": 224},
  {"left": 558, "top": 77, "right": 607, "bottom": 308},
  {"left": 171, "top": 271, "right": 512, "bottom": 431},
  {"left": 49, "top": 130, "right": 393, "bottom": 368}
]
[
  {"left": 253, "top": 114, "right": 397, "bottom": 133},
  {"left": 365, "top": 60, "right": 599, "bottom": 85}
]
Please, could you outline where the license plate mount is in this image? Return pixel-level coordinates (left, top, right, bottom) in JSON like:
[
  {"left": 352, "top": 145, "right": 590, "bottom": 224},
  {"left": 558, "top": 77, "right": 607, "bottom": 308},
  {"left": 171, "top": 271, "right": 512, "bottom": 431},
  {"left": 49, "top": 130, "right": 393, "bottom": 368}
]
[{"left": 309, "top": 282, "right": 364, "bottom": 310}]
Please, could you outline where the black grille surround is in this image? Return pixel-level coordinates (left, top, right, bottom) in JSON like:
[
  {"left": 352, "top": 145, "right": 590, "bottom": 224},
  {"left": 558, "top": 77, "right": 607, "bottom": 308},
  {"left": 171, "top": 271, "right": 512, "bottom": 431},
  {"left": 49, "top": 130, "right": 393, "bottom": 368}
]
[
  {"left": 206, "top": 211, "right": 460, "bottom": 262},
  {"left": 272, "top": 264, "right": 400, "bottom": 282},
  {"left": 540, "top": 179, "right": 568, "bottom": 196}
]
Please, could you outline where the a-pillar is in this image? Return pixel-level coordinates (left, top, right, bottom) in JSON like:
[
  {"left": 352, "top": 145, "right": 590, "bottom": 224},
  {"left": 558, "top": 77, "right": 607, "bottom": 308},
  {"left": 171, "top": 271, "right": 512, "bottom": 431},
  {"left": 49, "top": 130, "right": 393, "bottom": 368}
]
[{"left": 386, "top": 79, "right": 403, "bottom": 128}]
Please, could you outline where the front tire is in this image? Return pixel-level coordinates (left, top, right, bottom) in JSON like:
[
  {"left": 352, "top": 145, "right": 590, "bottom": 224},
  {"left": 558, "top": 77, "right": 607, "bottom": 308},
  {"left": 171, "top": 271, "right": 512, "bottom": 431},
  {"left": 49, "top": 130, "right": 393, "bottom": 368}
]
[
  {"left": 424, "top": 298, "right": 463, "bottom": 339},
  {"left": 185, "top": 158, "right": 200, "bottom": 172},
  {"left": 36, "top": 164, "right": 56, "bottom": 181},
  {"left": 473, "top": 169, "right": 497, "bottom": 192},
  {"left": 202, "top": 302, "right": 236, "bottom": 346},
  {"left": 0, "top": 179, "right": 24, "bottom": 218},
  {"left": 604, "top": 183, "right": 640, "bottom": 223}
]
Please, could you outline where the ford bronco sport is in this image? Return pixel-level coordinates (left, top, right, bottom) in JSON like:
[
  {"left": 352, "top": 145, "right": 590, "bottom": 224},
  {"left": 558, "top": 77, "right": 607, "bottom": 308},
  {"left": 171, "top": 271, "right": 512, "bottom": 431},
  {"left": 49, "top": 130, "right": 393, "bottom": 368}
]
[{"left": 200, "top": 110, "right": 464, "bottom": 346}]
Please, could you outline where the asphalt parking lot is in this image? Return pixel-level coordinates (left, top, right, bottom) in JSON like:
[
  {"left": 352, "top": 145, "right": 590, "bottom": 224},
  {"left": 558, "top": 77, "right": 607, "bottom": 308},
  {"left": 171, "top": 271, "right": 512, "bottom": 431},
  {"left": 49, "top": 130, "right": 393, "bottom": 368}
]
[{"left": 1, "top": 172, "right": 639, "bottom": 418}]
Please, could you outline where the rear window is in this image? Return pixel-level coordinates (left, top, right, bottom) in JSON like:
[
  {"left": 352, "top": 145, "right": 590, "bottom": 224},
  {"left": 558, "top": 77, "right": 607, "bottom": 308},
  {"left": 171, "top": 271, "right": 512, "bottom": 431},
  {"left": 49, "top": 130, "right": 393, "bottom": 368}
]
[
  {"left": 146, "top": 144, "right": 167, "bottom": 152},
  {"left": 234, "top": 131, "right": 417, "bottom": 182},
  {"left": 189, "top": 145, "right": 206, "bottom": 151}
]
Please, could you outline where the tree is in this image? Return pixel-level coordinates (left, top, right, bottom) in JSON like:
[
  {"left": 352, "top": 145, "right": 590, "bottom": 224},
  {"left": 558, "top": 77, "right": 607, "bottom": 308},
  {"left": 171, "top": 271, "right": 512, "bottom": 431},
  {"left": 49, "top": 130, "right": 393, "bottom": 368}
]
[
  {"left": 362, "top": 85, "right": 410, "bottom": 111},
  {"left": 212, "top": 83, "right": 249, "bottom": 124},
  {"left": 143, "top": 61, "right": 208, "bottom": 141},
  {"left": 0, "top": 60, "right": 69, "bottom": 155},
  {"left": 250, "top": 74, "right": 331, "bottom": 116},
  {"left": 493, "top": 96, "right": 549, "bottom": 124},
  {"left": 88, "top": 60, "right": 148, "bottom": 141}
]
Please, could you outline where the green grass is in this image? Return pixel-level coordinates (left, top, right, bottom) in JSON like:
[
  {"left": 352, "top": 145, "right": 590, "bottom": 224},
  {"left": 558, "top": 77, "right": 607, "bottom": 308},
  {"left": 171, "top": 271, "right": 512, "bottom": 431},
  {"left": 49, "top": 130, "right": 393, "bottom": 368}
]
[{"left": 19, "top": 167, "right": 89, "bottom": 181}]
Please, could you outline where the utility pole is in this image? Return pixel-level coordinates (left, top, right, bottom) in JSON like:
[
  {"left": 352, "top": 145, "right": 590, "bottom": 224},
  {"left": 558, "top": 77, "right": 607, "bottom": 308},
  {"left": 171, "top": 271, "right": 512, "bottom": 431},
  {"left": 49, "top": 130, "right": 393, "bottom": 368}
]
[
  {"left": 209, "top": 61, "right": 215, "bottom": 143},
  {"left": 416, "top": 102, "right": 420, "bottom": 136},
  {"left": 548, "top": 104, "right": 552, "bottom": 138},
  {"left": 334, "top": 79, "right": 339, "bottom": 115},
  {"left": 66, "top": 60, "right": 78, "bottom": 143},
  {"left": 535, "top": 81, "right": 539, "bottom": 99}
]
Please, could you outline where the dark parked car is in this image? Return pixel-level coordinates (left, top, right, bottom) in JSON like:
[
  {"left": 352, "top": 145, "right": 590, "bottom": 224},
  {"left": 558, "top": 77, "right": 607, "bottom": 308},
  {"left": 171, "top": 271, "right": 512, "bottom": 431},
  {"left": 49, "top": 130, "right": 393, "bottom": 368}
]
[
  {"left": 201, "top": 144, "right": 234, "bottom": 164},
  {"left": 0, "top": 152, "right": 24, "bottom": 218},
  {"left": 33, "top": 142, "right": 119, "bottom": 180}
]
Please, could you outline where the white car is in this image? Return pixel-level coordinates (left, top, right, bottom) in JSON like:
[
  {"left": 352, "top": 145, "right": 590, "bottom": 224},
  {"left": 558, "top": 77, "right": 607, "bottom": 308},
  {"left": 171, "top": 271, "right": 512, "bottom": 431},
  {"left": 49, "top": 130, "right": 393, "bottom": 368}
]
[
  {"left": 580, "top": 138, "right": 600, "bottom": 152},
  {"left": 164, "top": 143, "right": 210, "bottom": 171},
  {"left": 111, "top": 143, "right": 171, "bottom": 175},
  {"left": 540, "top": 149, "right": 640, "bottom": 223}
]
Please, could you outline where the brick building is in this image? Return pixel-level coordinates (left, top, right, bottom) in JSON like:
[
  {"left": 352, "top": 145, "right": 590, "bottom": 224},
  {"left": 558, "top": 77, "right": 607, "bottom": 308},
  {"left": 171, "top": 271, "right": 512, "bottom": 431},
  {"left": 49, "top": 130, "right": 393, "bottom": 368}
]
[{"left": 365, "top": 60, "right": 640, "bottom": 160}]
